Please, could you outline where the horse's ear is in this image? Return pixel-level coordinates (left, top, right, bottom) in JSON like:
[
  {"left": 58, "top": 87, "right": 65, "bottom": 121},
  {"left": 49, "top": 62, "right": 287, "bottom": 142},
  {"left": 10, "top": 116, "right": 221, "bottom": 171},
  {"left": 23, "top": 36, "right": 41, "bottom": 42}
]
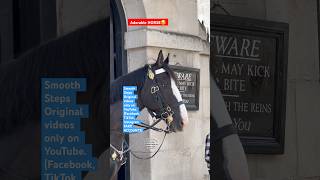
[
  {"left": 164, "top": 53, "right": 169, "bottom": 64},
  {"left": 156, "top": 50, "right": 164, "bottom": 67}
]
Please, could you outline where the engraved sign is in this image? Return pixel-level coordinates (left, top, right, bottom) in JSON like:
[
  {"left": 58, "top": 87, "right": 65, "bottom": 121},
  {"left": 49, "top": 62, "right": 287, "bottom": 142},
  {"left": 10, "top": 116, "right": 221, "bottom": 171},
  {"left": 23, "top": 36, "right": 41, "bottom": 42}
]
[
  {"left": 171, "top": 66, "right": 200, "bottom": 111},
  {"left": 211, "top": 14, "right": 288, "bottom": 154}
]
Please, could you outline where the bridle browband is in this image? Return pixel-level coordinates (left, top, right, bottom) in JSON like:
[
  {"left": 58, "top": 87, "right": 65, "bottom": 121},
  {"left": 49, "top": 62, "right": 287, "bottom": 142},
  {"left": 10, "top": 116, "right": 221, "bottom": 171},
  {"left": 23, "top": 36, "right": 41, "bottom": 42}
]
[{"left": 109, "top": 65, "right": 185, "bottom": 163}]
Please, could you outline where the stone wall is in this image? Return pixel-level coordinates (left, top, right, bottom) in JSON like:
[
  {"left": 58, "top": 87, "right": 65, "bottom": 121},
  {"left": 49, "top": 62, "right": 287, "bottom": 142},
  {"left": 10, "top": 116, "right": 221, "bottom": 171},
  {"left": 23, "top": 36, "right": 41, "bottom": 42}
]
[
  {"left": 215, "top": 0, "right": 320, "bottom": 179},
  {"left": 128, "top": 48, "right": 210, "bottom": 180},
  {"left": 123, "top": 1, "right": 210, "bottom": 179},
  {"left": 54, "top": 0, "right": 320, "bottom": 179}
]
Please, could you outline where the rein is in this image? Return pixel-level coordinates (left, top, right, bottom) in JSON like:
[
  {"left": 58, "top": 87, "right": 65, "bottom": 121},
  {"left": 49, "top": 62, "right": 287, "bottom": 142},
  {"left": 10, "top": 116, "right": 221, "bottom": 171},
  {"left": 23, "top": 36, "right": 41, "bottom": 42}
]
[{"left": 109, "top": 123, "right": 168, "bottom": 164}]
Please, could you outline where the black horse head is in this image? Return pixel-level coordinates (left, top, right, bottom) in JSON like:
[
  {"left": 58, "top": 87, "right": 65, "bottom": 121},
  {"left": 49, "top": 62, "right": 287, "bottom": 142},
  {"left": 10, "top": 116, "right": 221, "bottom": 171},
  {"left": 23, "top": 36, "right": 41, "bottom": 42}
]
[{"left": 138, "top": 50, "right": 189, "bottom": 132}]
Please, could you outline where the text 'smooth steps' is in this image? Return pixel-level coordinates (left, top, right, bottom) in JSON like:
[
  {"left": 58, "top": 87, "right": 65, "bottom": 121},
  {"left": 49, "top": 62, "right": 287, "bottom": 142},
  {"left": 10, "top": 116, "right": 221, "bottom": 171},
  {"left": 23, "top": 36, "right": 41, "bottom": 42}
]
[{"left": 41, "top": 78, "right": 96, "bottom": 180}]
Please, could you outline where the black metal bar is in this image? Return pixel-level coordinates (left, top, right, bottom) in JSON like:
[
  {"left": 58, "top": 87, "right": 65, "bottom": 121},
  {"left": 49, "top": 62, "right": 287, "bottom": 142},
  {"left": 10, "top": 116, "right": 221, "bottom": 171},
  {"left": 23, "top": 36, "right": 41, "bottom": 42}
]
[
  {"left": 39, "top": 0, "right": 57, "bottom": 41},
  {"left": 318, "top": 0, "right": 320, "bottom": 81},
  {"left": 0, "top": 36, "right": 1, "bottom": 64},
  {"left": 111, "top": 0, "right": 129, "bottom": 179}
]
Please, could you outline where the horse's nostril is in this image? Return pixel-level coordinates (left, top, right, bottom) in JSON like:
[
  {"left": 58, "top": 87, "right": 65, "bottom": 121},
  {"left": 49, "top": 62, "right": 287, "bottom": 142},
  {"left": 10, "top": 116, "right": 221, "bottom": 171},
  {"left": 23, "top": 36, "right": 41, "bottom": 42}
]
[
  {"left": 180, "top": 121, "right": 185, "bottom": 126},
  {"left": 182, "top": 118, "right": 189, "bottom": 127}
]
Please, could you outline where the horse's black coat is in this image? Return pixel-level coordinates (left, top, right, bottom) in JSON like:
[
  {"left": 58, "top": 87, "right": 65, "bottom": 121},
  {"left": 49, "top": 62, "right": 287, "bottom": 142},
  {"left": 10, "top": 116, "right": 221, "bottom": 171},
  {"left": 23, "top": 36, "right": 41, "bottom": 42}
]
[
  {"left": 0, "top": 18, "right": 109, "bottom": 179},
  {"left": 110, "top": 66, "right": 147, "bottom": 105}
]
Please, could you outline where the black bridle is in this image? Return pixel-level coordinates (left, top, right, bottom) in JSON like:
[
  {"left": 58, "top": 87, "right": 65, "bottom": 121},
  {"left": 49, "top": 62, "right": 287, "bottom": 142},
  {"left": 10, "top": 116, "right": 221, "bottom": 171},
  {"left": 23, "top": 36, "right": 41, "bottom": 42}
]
[
  {"left": 110, "top": 65, "right": 185, "bottom": 163},
  {"left": 133, "top": 65, "right": 184, "bottom": 133}
]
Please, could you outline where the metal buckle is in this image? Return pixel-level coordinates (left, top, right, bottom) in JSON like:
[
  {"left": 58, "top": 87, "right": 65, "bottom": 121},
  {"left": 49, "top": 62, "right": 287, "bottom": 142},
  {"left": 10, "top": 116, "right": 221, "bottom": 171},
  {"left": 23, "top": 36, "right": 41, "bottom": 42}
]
[
  {"left": 112, "top": 151, "right": 117, "bottom": 161},
  {"left": 166, "top": 114, "right": 173, "bottom": 125},
  {"left": 161, "top": 112, "right": 169, "bottom": 119},
  {"left": 166, "top": 106, "right": 174, "bottom": 115},
  {"left": 166, "top": 106, "right": 171, "bottom": 112},
  {"left": 151, "top": 86, "right": 159, "bottom": 94},
  {"left": 148, "top": 69, "right": 155, "bottom": 80}
]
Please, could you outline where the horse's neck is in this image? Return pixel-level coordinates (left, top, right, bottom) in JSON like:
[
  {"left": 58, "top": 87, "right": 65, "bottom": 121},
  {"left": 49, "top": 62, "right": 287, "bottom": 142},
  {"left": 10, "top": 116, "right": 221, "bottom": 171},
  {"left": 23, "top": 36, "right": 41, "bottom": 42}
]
[
  {"left": 109, "top": 67, "right": 146, "bottom": 149},
  {"left": 110, "top": 66, "right": 146, "bottom": 105},
  {"left": 110, "top": 101, "right": 125, "bottom": 148},
  {"left": 110, "top": 101, "right": 122, "bottom": 129},
  {"left": 0, "top": 122, "right": 40, "bottom": 178}
]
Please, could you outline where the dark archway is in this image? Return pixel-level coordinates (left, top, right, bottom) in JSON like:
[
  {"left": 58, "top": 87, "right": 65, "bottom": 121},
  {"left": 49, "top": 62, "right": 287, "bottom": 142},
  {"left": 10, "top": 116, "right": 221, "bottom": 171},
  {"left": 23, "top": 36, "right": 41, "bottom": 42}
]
[
  {"left": 0, "top": 0, "right": 56, "bottom": 63},
  {"left": 111, "top": 0, "right": 127, "bottom": 79},
  {"left": 12, "top": 0, "right": 57, "bottom": 58},
  {"left": 111, "top": 1, "right": 129, "bottom": 180}
]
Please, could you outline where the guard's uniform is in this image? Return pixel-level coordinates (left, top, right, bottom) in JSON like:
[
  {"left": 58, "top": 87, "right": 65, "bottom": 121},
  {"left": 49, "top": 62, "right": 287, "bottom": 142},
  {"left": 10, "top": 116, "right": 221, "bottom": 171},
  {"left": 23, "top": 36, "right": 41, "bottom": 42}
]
[{"left": 205, "top": 133, "right": 211, "bottom": 173}]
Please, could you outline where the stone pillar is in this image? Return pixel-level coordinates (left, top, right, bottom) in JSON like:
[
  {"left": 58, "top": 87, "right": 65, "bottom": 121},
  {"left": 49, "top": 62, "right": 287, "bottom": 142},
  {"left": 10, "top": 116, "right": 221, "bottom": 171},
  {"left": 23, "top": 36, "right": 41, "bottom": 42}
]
[{"left": 123, "top": 1, "right": 210, "bottom": 179}]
